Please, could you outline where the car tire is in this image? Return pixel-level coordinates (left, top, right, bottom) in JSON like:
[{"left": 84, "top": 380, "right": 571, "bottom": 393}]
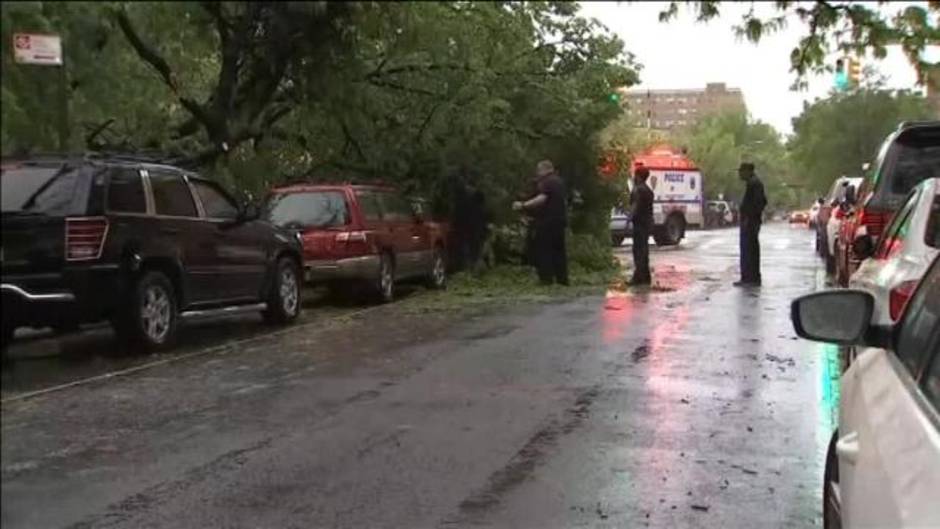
[
  {"left": 375, "top": 253, "right": 395, "bottom": 303},
  {"left": 263, "top": 257, "right": 301, "bottom": 325},
  {"left": 426, "top": 246, "right": 447, "bottom": 290},
  {"left": 113, "top": 270, "right": 178, "bottom": 353},
  {"left": 823, "top": 431, "right": 842, "bottom": 529},
  {"left": 655, "top": 215, "right": 684, "bottom": 246}
]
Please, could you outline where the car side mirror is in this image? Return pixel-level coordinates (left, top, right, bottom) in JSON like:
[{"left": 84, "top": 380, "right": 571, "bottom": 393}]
[
  {"left": 852, "top": 234, "right": 876, "bottom": 259},
  {"left": 791, "top": 290, "right": 874, "bottom": 345}
]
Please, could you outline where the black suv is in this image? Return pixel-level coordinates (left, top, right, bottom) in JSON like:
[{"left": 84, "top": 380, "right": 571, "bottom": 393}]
[{"left": 1, "top": 154, "right": 303, "bottom": 355}]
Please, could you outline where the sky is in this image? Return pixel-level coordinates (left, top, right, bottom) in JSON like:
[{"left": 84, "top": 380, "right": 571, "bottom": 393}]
[{"left": 579, "top": 1, "right": 938, "bottom": 137}]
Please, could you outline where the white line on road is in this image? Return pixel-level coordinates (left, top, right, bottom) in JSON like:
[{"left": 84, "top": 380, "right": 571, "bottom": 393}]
[{"left": 1, "top": 305, "right": 387, "bottom": 405}]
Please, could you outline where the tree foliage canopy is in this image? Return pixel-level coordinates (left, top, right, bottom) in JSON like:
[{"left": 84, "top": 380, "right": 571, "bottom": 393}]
[
  {"left": 787, "top": 88, "right": 932, "bottom": 194},
  {"left": 1, "top": 1, "right": 638, "bottom": 237},
  {"left": 660, "top": 1, "right": 939, "bottom": 88}
]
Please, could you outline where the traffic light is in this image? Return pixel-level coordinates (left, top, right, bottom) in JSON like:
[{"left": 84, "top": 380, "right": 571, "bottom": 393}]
[
  {"left": 834, "top": 58, "right": 849, "bottom": 92},
  {"left": 608, "top": 92, "right": 621, "bottom": 104},
  {"left": 848, "top": 58, "right": 861, "bottom": 87}
]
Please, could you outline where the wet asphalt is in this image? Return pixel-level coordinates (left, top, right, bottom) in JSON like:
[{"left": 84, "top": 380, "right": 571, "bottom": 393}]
[{"left": 1, "top": 223, "right": 837, "bottom": 529}]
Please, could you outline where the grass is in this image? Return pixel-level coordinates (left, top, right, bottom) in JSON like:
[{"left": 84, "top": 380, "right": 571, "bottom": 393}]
[{"left": 397, "top": 262, "right": 626, "bottom": 315}]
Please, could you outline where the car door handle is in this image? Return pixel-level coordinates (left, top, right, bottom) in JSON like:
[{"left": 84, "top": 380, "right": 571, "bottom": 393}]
[
  {"left": 836, "top": 431, "right": 860, "bottom": 465},
  {"left": 160, "top": 227, "right": 180, "bottom": 235}
]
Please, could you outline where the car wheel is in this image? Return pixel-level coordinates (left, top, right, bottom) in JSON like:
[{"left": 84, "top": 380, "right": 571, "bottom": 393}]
[
  {"left": 263, "top": 257, "right": 301, "bottom": 325},
  {"left": 823, "top": 431, "right": 842, "bottom": 529},
  {"left": 375, "top": 253, "right": 395, "bottom": 303},
  {"left": 655, "top": 215, "right": 683, "bottom": 246},
  {"left": 114, "top": 270, "right": 178, "bottom": 353},
  {"left": 426, "top": 247, "right": 447, "bottom": 290}
]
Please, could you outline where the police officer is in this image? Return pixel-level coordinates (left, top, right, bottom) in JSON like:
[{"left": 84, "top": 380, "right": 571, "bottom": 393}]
[
  {"left": 513, "top": 160, "right": 568, "bottom": 285},
  {"left": 630, "top": 166, "right": 654, "bottom": 285},
  {"left": 735, "top": 162, "right": 767, "bottom": 287}
]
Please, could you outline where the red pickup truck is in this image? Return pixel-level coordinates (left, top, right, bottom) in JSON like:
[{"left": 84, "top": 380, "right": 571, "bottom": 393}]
[{"left": 263, "top": 183, "right": 448, "bottom": 302}]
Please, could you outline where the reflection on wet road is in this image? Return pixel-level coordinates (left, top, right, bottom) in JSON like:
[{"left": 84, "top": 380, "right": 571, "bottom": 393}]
[{"left": 2, "top": 223, "right": 834, "bottom": 528}]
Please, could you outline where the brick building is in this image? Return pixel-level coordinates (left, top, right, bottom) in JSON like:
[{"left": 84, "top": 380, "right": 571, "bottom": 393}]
[{"left": 621, "top": 82, "right": 747, "bottom": 131}]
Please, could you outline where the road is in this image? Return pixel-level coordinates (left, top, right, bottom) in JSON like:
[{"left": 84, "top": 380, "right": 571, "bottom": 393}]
[{"left": 1, "top": 223, "right": 837, "bottom": 529}]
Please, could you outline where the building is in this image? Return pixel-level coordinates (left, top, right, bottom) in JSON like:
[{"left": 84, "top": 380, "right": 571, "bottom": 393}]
[{"left": 620, "top": 82, "right": 747, "bottom": 131}]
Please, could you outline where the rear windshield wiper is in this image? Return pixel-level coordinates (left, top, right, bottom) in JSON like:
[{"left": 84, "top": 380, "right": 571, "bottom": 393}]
[{"left": 20, "top": 164, "right": 70, "bottom": 211}]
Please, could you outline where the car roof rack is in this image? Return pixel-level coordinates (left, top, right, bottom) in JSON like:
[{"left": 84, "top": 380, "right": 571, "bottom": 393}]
[{"left": 84, "top": 150, "right": 182, "bottom": 164}]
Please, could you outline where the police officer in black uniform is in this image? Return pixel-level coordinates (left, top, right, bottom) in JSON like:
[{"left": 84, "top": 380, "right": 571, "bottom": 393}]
[
  {"left": 735, "top": 162, "right": 767, "bottom": 287},
  {"left": 630, "top": 166, "right": 654, "bottom": 285},
  {"left": 514, "top": 160, "right": 569, "bottom": 285}
]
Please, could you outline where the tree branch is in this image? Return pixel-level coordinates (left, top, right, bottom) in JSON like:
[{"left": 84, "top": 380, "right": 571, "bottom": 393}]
[
  {"left": 84, "top": 118, "right": 116, "bottom": 148},
  {"left": 116, "top": 8, "right": 213, "bottom": 128},
  {"left": 202, "top": 2, "right": 241, "bottom": 120},
  {"left": 366, "top": 78, "right": 443, "bottom": 98}
]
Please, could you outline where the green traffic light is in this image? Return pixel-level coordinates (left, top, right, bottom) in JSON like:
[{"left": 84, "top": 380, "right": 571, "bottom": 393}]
[{"left": 608, "top": 92, "right": 620, "bottom": 103}]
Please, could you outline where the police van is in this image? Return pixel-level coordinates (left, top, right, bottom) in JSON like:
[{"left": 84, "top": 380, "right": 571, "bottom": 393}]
[{"left": 626, "top": 146, "right": 704, "bottom": 246}]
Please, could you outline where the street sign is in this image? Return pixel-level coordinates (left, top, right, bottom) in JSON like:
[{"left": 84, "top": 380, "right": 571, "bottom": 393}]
[{"left": 12, "top": 33, "right": 62, "bottom": 66}]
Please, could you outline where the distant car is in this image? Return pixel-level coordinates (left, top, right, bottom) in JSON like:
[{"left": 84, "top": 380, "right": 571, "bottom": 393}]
[
  {"left": 834, "top": 121, "right": 940, "bottom": 286},
  {"left": 705, "top": 200, "right": 733, "bottom": 228},
  {"left": 610, "top": 207, "right": 631, "bottom": 246},
  {"left": 264, "top": 183, "right": 448, "bottom": 302},
  {"left": 791, "top": 256, "right": 940, "bottom": 529},
  {"left": 1, "top": 154, "right": 303, "bottom": 356},
  {"left": 817, "top": 176, "right": 862, "bottom": 260},
  {"left": 849, "top": 178, "right": 939, "bottom": 326},
  {"left": 809, "top": 199, "right": 824, "bottom": 228},
  {"left": 824, "top": 177, "right": 864, "bottom": 271},
  {"left": 789, "top": 210, "right": 810, "bottom": 224}
]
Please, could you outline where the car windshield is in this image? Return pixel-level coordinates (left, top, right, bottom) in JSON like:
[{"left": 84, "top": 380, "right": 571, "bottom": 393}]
[
  {"left": 264, "top": 191, "right": 349, "bottom": 229},
  {"left": 875, "top": 128, "right": 940, "bottom": 208},
  {"left": 1, "top": 164, "right": 81, "bottom": 215}
]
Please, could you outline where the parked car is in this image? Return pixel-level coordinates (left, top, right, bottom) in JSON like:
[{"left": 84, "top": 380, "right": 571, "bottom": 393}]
[
  {"left": 824, "top": 177, "right": 863, "bottom": 271},
  {"left": 791, "top": 256, "right": 940, "bottom": 529},
  {"left": 610, "top": 206, "right": 631, "bottom": 246},
  {"left": 848, "top": 178, "right": 939, "bottom": 327},
  {"left": 789, "top": 210, "right": 810, "bottom": 224},
  {"left": 817, "top": 176, "right": 862, "bottom": 260},
  {"left": 704, "top": 200, "right": 734, "bottom": 228},
  {"left": 264, "top": 183, "right": 448, "bottom": 302},
  {"left": 1, "top": 154, "right": 303, "bottom": 356},
  {"left": 808, "top": 198, "right": 824, "bottom": 229},
  {"left": 834, "top": 120, "right": 940, "bottom": 286}
]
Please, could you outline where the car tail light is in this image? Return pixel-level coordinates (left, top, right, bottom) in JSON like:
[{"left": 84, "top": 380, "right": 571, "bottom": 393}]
[
  {"left": 66, "top": 217, "right": 109, "bottom": 261},
  {"left": 857, "top": 207, "right": 889, "bottom": 238},
  {"left": 889, "top": 280, "right": 918, "bottom": 321}
]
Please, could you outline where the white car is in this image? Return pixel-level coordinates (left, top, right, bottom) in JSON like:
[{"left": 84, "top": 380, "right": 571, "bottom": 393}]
[
  {"left": 809, "top": 200, "right": 823, "bottom": 228},
  {"left": 791, "top": 259, "right": 940, "bottom": 529},
  {"left": 826, "top": 177, "right": 864, "bottom": 259},
  {"left": 849, "top": 178, "right": 940, "bottom": 326}
]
